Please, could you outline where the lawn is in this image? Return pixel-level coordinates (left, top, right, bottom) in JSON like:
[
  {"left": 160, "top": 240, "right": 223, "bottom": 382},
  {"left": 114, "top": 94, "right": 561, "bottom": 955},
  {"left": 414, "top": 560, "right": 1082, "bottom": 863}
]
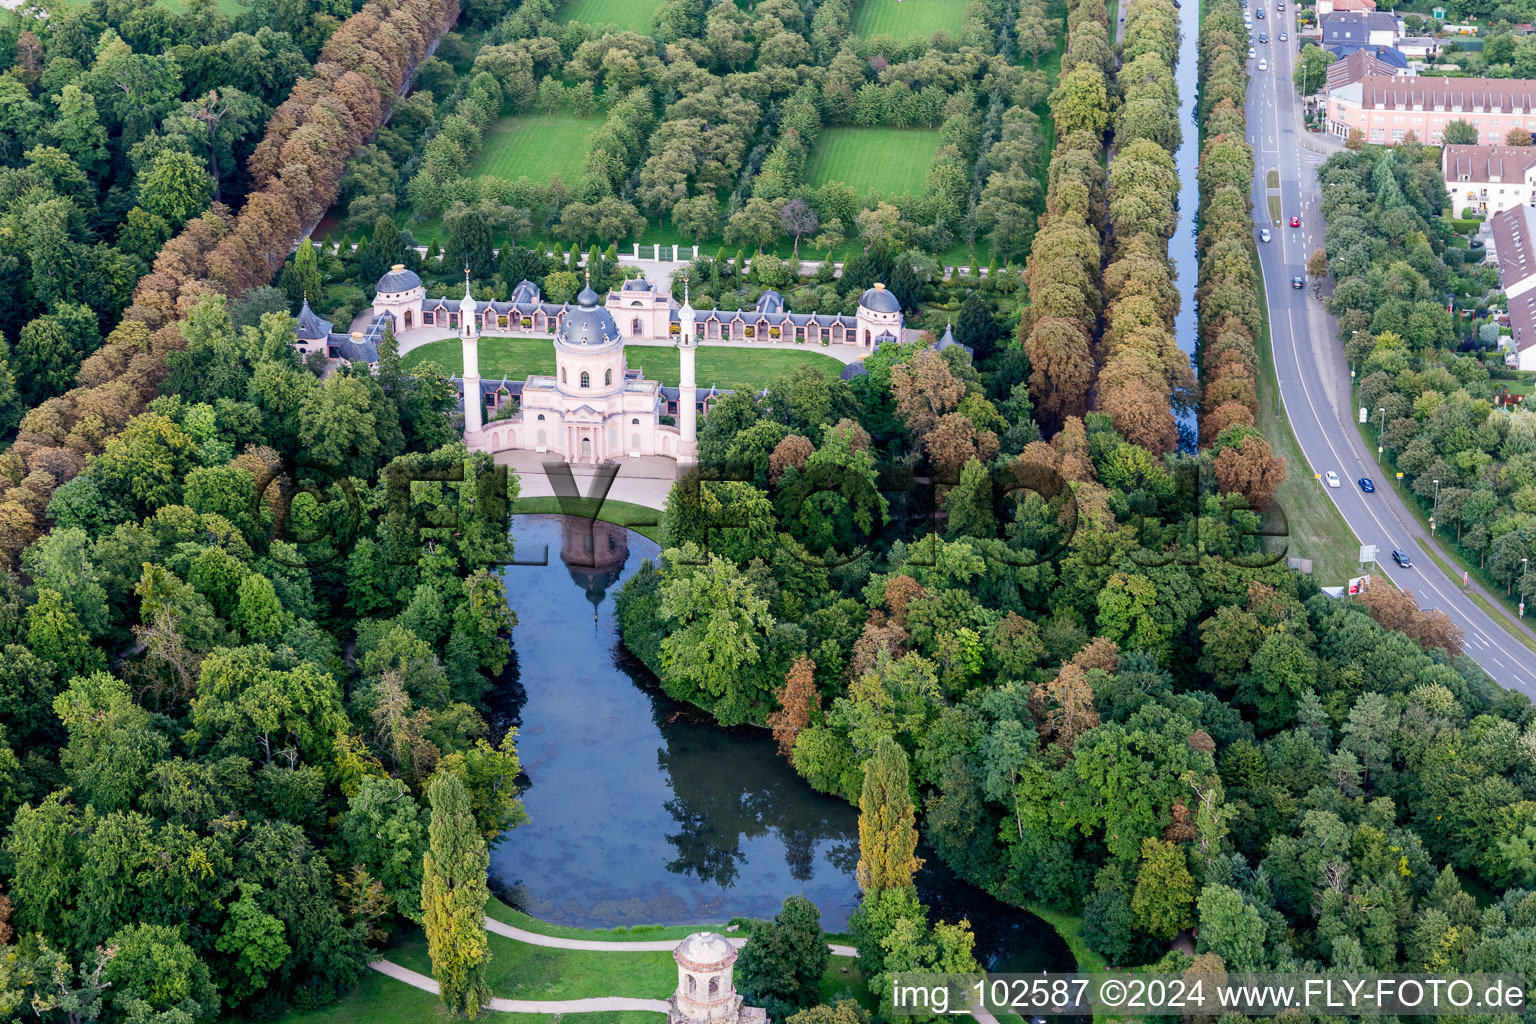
[
  {"left": 511, "top": 497, "right": 665, "bottom": 542},
  {"left": 390, "top": 930, "right": 678, "bottom": 1001},
  {"left": 804, "top": 127, "right": 942, "bottom": 198},
  {"left": 850, "top": 0, "right": 967, "bottom": 39},
  {"left": 471, "top": 115, "right": 602, "bottom": 186},
  {"left": 558, "top": 0, "right": 665, "bottom": 31},
  {"left": 400, "top": 336, "right": 847, "bottom": 391}
]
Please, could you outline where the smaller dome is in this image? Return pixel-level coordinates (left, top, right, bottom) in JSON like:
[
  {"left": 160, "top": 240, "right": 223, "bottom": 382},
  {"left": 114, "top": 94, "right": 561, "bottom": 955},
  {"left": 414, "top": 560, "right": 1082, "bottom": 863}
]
[
  {"left": 859, "top": 282, "right": 901, "bottom": 313},
  {"left": 576, "top": 281, "right": 601, "bottom": 308},
  {"left": 674, "top": 932, "right": 735, "bottom": 968},
  {"left": 377, "top": 264, "right": 422, "bottom": 293},
  {"left": 840, "top": 360, "right": 869, "bottom": 381}
]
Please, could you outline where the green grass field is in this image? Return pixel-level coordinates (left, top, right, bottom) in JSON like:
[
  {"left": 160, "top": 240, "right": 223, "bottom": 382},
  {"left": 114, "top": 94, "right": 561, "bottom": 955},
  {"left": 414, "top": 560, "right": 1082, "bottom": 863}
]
[
  {"left": 401, "top": 336, "right": 846, "bottom": 391},
  {"left": 471, "top": 115, "right": 602, "bottom": 186},
  {"left": 850, "top": 0, "right": 967, "bottom": 39},
  {"left": 804, "top": 128, "right": 942, "bottom": 198},
  {"left": 558, "top": 0, "right": 665, "bottom": 31}
]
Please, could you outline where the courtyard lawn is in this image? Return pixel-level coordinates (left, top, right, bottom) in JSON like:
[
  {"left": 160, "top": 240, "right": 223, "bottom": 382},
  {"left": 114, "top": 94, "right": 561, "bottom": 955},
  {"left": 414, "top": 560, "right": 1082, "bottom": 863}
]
[
  {"left": 400, "top": 336, "right": 846, "bottom": 392},
  {"left": 804, "top": 128, "right": 942, "bottom": 198},
  {"left": 471, "top": 115, "right": 603, "bottom": 186},
  {"left": 558, "top": 0, "right": 665, "bottom": 31},
  {"left": 850, "top": 0, "right": 966, "bottom": 39}
]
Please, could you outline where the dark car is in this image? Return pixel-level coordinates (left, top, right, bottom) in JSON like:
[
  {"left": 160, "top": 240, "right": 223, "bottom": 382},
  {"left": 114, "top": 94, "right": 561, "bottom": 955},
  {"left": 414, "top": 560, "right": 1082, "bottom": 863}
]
[
  {"left": 1259, "top": 31, "right": 1269, "bottom": 41},
  {"left": 1392, "top": 549, "right": 1413, "bottom": 568},
  {"left": 1256, "top": 7, "right": 1265, "bottom": 16},
  {"left": 1470, "top": 238, "right": 1485, "bottom": 248},
  {"left": 1358, "top": 477, "right": 1375, "bottom": 492},
  {"left": 1291, "top": 276, "right": 1305, "bottom": 288}
]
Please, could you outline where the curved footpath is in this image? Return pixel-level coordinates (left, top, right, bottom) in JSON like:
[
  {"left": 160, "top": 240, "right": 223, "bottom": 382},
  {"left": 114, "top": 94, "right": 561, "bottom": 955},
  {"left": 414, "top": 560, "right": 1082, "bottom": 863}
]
[{"left": 368, "top": 915, "right": 1000, "bottom": 1021}]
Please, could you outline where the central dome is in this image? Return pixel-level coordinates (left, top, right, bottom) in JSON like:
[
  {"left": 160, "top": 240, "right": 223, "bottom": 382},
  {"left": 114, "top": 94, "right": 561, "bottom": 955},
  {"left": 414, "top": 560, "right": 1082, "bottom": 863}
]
[
  {"left": 559, "top": 279, "right": 620, "bottom": 346},
  {"left": 858, "top": 282, "right": 901, "bottom": 313},
  {"left": 673, "top": 932, "right": 735, "bottom": 968},
  {"left": 377, "top": 264, "right": 422, "bottom": 293}
]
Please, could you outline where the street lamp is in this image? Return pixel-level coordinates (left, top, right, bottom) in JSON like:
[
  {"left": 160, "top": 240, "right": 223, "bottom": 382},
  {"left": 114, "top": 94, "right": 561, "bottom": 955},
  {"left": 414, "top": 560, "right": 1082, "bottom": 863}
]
[
  {"left": 1522, "top": 557, "right": 1529, "bottom": 618},
  {"left": 1431, "top": 478, "right": 1440, "bottom": 535},
  {"left": 1376, "top": 406, "right": 1386, "bottom": 464}
]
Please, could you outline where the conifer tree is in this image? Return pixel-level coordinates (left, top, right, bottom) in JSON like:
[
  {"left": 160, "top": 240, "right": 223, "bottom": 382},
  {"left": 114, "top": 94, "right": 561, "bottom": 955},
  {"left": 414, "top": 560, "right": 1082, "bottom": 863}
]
[
  {"left": 855, "top": 736, "right": 922, "bottom": 893},
  {"left": 422, "top": 772, "right": 492, "bottom": 1017}
]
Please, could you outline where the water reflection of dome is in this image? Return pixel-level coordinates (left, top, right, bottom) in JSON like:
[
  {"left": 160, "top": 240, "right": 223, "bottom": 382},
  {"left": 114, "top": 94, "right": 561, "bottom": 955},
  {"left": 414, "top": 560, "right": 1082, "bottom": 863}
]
[{"left": 560, "top": 517, "right": 629, "bottom": 615}]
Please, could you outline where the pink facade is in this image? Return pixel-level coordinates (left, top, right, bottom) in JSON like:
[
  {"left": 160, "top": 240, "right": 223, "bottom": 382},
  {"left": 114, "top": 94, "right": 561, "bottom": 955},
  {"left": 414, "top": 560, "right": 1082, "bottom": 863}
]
[{"left": 1328, "top": 75, "right": 1536, "bottom": 144}]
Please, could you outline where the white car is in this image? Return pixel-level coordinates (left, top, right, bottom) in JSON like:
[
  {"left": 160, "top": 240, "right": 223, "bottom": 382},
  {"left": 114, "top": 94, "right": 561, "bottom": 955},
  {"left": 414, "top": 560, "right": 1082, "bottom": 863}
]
[
  {"left": 1248, "top": 46, "right": 1256, "bottom": 57},
  {"left": 1279, "top": 30, "right": 1288, "bottom": 39},
  {"left": 1325, "top": 471, "right": 1341, "bottom": 488},
  {"left": 1258, "top": 59, "right": 1269, "bottom": 70},
  {"left": 1260, "top": 228, "right": 1271, "bottom": 242}
]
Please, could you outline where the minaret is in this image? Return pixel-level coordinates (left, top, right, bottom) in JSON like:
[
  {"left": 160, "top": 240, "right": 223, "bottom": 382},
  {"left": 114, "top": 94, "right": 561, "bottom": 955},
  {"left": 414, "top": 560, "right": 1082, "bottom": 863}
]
[
  {"left": 677, "top": 276, "right": 698, "bottom": 464},
  {"left": 460, "top": 268, "right": 483, "bottom": 441}
]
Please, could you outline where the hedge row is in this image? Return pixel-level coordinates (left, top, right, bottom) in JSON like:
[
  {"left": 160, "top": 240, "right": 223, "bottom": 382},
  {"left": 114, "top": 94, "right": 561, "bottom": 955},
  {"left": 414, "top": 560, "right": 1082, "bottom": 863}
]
[
  {"left": 1019, "top": 0, "right": 1113, "bottom": 435},
  {"left": 0, "top": 0, "right": 461, "bottom": 567},
  {"left": 1098, "top": 0, "right": 1192, "bottom": 455}
]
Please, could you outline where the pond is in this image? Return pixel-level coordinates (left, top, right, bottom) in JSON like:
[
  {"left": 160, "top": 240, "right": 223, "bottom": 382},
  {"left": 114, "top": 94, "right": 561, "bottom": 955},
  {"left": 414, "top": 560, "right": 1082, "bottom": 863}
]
[{"left": 489, "top": 514, "right": 1074, "bottom": 972}]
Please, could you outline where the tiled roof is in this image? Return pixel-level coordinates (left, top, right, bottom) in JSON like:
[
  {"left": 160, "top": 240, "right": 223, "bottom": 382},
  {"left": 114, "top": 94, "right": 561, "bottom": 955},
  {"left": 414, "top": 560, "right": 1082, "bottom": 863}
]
[
  {"left": 1511, "top": 289, "right": 1536, "bottom": 352},
  {"left": 1327, "top": 48, "right": 1405, "bottom": 89},
  {"left": 1442, "top": 144, "right": 1536, "bottom": 184},
  {"left": 1322, "top": 11, "right": 1401, "bottom": 41},
  {"left": 1327, "top": 43, "right": 1408, "bottom": 67},
  {"left": 1357, "top": 74, "right": 1536, "bottom": 111},
  {"left": 1492, "top": 205, "right": 1536, "bottom": 292}
]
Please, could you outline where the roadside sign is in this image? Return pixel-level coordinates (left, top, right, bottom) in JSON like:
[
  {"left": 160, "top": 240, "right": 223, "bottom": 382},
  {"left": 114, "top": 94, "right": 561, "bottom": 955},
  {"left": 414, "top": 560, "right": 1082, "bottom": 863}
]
[
  {"left": 1347, "top": 575, "right": 1371, "bottom": 595},
  {"left": 1359, "top": 407, "right": 1368, "bottom": 423},
  {"left": 1396, "top": 472, "right": 1403, "bottom": 480},
  {"left": 1359, "top": 544, "right": 1377, "bottom": 564}
]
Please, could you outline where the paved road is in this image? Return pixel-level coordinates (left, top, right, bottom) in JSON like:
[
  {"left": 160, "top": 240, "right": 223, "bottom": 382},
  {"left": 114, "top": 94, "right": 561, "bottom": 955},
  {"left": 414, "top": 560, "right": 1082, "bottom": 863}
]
[{"left": 1246, "top": 14, "right": 1536, "bottom": 689}]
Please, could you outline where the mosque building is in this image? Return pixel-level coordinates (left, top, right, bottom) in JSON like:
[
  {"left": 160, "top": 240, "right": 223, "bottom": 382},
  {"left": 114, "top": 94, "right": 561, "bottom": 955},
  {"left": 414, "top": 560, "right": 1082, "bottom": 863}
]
[{"left": 292, "top": 263, "right": 908, "bottom": 466}]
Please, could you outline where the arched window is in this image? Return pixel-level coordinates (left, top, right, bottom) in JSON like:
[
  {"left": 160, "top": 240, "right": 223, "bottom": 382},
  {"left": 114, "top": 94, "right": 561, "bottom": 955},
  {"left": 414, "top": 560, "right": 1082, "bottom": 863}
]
[
  {"left": 537, "top": 414, "right": 545, "bottom": 420},
  {"left": 561, "top": 367, "right": 567, "bottom": 383},
  {"left": 580, "top": 370, "right": 590, "bottom": 388},
  {"left": 687, "top": 977, "right": 697, "bottom": 995},
  {"left": 631, "top": 418, "right": 639, "bottom": 424},
  {"left": 605, "top": 369, "right": 613, "bottom": 386},
  {"left": 632, "top": 317, "right": 643, "bottom": 335},
  {"left": 708, "top": 978, "right": 719, "bottom": 998}
]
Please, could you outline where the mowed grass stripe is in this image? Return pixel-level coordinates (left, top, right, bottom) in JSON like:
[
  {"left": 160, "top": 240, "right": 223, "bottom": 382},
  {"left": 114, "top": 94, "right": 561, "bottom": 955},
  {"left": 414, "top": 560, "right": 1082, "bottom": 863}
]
[
  {"left": 559, "top": 0, "right": 665, "bottom": 30},
  {"left": 850, "top": 0, "right": 966, "bottom": 38},
  {"left": 804, "top": 127, "right": 941, "bottom": 197},
  {"left": 399, "top": 337, "right": 846, "bottom": 391},
  {"left": 470, "top": 115, "right": 603, "bottom": 185}
]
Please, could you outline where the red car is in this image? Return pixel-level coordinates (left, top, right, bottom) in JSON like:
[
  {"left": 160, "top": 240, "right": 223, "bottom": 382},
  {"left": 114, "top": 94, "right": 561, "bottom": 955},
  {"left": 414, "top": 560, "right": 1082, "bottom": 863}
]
[{"left": 1290, "top": 215, "right": 1301, "bottom": 227}]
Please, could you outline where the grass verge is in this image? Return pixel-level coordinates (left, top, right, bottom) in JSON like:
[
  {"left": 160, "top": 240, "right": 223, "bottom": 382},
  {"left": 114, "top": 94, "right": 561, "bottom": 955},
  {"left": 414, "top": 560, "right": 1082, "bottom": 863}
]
[
  {"left": 1266, "top": 169, "right": 1280, "bottom": 188},
  {"left": 1250, "top": 252, "right": 1360, "bottom": 585},
  {"left": 1266, "top": 194, "right": 1282, "bottom": 223},
  {"left": 1026, "top": 905, "right": 1105, "bottom": 973}
]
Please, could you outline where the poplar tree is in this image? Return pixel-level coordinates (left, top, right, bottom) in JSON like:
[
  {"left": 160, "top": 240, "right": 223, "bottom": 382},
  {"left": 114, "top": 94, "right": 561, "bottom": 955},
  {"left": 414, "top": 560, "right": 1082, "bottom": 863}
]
[
  {"left": 855, "top": 736, "right": 922, "bottom": 893},
  {"left": 422, "top": 772, "right": 492, "bottom": 1017}
]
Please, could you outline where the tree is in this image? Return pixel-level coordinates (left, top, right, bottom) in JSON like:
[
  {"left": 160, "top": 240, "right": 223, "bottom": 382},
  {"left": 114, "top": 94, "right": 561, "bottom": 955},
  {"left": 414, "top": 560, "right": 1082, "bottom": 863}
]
[
  {"left": 736, "top": 896, "right": 830, "bottom": 1023},
  {"left": 103, "top": 923, "right": 219, "bottom": 1023},
  {"left": 674, "top": 196, "right": 720, "bottom": 242},
  {"left": 341, "top": 776, "right": 428, "bottom": 921},
  {"left": 769, "top": 656, "right": 818, "bottom": 758},
  {"left": 280, "top": 238, "right": 323, "bottom": 307},
  {"left": 1213, "top": 435, "right": 1287, "bottom": 512},
  {"left": 1442, "top": 119, "right": 1479, "bottom": 145},
  {"left": 954, "top": 292, "right": 998, "bottom": 361},
  {"left": 422, "top": 772, "right": 492, "bottom": 1017},
  {"left": 856, "top": 736, "right": 922, "bottom": 893},
  {"left": 1195, "top": 885, "right": 1266, "bottom": 971},
  {"left": 780, "top": 198, "right": 818, "bottom": 257},
  {"left": 1509, "top": 127, "right": 1534, "bottom": 146},
  {"left": 214, "top": 885, "right": 291, "bottom": 1006},
  {"left": 445, "top": 211, "right": 495, "bottom": 283},
  {"left": 1130, "top": 838, "right": 1196, "bottom": 941},
  {"left": 1293, "top": 44, "right": 1336, "bottom": 95},
  {"left": 362, "top": 216, "right": 406, "bottom": 285},
  {"left": 1307, "top": 248, "right": 1329, "bottom": 283},
  {"left": 138, "top": 150, "right": 214, "bottom": 230}
]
